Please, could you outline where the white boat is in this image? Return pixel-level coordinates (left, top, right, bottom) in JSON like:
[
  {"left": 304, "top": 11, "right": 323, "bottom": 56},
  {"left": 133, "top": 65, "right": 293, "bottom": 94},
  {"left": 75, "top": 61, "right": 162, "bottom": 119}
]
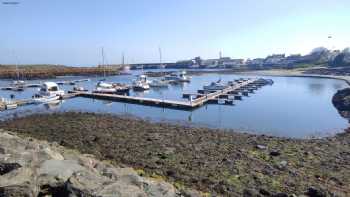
[
  {"left": 11, "top": 55, "right": 26, "bottom": 87},
  {"left": 73, "top": 86, "right": 88, "bottom": 92},
  {"left": 178, "top": 70, "right": 191, "bottom": 82},
  {"left": 11, "top": 80, "right": 26, "bottom": 86},
  {"left": 1, "top": 98, "right": 18, "bottom": 110},
  {"left": 38, "top": 82, "right": 65, "bottom": 97},
  {"left": 32, "top": 82, "right": 64, "bottom": 104},
  {"left": 132, "top": 75, "right": 150, "bottom": 91},
  {"left": 203, "top": 80, "right": 227, "bottom": 91},
  {"left": 94, "top": 81, "right": 130, "bottom": 94},
  {"left": 149, "top": 79, "right": 168, "bottom": 88},
  {"left": 32, "top": 94, "right": 60, "bottom": 104},
  {"left": 164, "top": 70, "right": 191, "bottom": 83}
]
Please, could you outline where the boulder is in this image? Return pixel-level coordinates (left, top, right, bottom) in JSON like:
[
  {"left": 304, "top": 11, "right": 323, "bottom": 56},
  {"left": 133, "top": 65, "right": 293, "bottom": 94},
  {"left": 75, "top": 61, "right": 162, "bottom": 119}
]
[
  {"left": 0, "top": 131, "right": 182, "bottom": 196},
  {"left": 0, "top": 163, "right": 22, "bottom": 175}
]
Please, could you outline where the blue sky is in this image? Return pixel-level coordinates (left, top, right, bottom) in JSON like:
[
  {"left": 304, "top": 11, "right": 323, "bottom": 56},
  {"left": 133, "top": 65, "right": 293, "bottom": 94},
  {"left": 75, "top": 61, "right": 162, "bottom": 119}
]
[{"left": 1, "top": 0, "right": 350, "bottom": 65}]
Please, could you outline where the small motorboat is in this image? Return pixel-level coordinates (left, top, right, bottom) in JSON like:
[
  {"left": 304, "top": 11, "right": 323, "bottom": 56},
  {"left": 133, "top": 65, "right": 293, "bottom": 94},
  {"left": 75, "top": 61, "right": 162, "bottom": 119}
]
[
  {"left": 203, "top": 80, "right": 227, "bottom": 91},
  {"left": 112, "top": 83, "right": 131, "bottom": 94},
  {"left": 132, "top": 75, "right": 150, "bottom": 91},
  {"left": 73, "top": 86, "right": 88, "bottom": 92},
  {"left": 94, "top": 81, "right": 130, "bottom": 94},
  {"left": 32, "top": 94, "right": 60, "bottom": 104},
  {"left": 11, "top": 80, "right": 26, "bottom": 86},
  {"left": 164, "top": 70, "right": 191, "bottom": 83}
]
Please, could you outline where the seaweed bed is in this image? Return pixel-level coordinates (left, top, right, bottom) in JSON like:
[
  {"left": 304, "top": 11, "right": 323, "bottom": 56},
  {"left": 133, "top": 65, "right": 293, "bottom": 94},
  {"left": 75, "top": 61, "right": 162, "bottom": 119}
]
[{"left": 0, "top": 112, "right": 349, "bottom": 196}]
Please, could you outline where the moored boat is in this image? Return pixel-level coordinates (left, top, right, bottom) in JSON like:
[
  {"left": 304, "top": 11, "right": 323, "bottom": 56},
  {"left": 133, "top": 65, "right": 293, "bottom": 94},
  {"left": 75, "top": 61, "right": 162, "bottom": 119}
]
[
  {"left": 203, "top": 80, "right": 227, "bottom": 91},
  {"left": 132, "top": 75, "right": 150, "bottom": 91},
  {"left": 32, "top": 94, "right": 60, "bottom": 104},
  {"left": 93, "top": 81, "right": 130, "bottom": 95},
  {"left": 31, "top": 82, "right": 64, "bottom": 104},
  {"left": 164, "top": 70, "right": 191, "bottom": 83}
]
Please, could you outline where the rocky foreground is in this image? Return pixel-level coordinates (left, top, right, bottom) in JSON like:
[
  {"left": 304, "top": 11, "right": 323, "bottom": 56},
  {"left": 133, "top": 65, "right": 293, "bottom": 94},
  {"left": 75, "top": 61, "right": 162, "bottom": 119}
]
[
  {"left": 1, "top": 112, "right": 350, "bottom": 196},
  {"left": 0, "top": 130, "right": 185, "bottom": 197}
]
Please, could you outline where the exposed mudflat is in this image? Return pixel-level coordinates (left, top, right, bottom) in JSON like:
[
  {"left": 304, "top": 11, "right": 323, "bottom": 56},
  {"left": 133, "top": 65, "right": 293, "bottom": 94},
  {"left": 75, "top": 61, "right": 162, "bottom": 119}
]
[{"left": 1, "top": 112, "right": 349, "bottom": 196}]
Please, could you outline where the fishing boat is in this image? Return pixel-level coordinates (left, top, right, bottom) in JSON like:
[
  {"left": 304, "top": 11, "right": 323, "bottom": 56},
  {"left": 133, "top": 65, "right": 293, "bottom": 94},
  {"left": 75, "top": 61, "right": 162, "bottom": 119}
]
[
  {"left": 32, "top": 82, "right": 64, "bottom": 104},
  {"left": 149, "top": 79, "right": 168, "bottom": 88},
  {"left": 203, "top": 80, "right": 227, "bottom": 91},
  {"left": 132, "top": 75, "right": 150, "bottom": 91}
]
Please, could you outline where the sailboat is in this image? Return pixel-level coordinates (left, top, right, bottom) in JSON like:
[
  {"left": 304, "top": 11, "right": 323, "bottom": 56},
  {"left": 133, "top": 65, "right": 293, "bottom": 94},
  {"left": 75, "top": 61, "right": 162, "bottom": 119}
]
[
  {"left": 99, "top": 47, "right": 107, "bottom": 81},
  {"left": 11, "top": 54, "right": 25, "bottom": 89},
  {"left": 150, "top": 47, "right": 168, "bottom": 88},
  {"left": 120, "top": 52, "right": 131, "bottom": 75}
]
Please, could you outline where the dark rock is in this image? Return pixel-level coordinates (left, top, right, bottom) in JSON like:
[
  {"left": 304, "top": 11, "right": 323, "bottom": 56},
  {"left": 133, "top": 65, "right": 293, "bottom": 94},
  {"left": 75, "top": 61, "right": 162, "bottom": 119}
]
[
  {"left": 269, "top": 150, "right": 281, "bottom": 157},
  {"left": 332, "top": 88, "right": 350, "bottom": 120},
  {"left": 166, "top": 170, "right": 176, "bottom": 177},
  {"left": 305, "top": 187, "right": 327, "bottom": 197},
  {"left": 272, "top": 193, "right": 288, "bottom": 197},
  {"left": 243, "top": 189, "right": 260, "bottom": 197},
  {"left": 259, "top": 188, "right": 271, "bottom": 196},
  {"left": 38, "top": 184, "right": 71, "bottom": 197},
  {"left": 0, "top": 163, "right": 22, "bottom": 175},
  {"left": 0, "top": 147, "right": 5, "bottom": 154},
  {"left": 0, "top": 185, "right": 35, "bottom": 197}
]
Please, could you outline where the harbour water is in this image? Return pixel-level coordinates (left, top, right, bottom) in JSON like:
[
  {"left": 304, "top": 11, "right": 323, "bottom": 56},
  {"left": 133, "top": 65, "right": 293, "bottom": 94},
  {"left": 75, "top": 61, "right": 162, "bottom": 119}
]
[{"left": 0, "top": 70, "right": 348, "bottom": 138}]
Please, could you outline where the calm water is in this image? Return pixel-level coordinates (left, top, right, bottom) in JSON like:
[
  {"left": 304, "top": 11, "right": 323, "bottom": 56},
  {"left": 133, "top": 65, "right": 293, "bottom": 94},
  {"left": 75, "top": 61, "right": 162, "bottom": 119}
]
[{"left": 0, "top": 70, "right": 348, "bottom": 138}]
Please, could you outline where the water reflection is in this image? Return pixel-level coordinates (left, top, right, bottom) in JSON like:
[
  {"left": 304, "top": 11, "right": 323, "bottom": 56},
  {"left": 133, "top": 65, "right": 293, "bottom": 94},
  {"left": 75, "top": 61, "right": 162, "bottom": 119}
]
[
  {"left": 308, "top": 83, "right": 325, "bottom": 95},
  {"left": 43, "top": 100, "right": 63, "bottom": 110}
]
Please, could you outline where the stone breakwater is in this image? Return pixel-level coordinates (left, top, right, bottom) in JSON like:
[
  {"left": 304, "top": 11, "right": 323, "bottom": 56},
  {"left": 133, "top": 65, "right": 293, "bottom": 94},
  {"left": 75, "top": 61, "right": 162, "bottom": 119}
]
[{"left": 0, "top": 131, "right": 189, "bottom": 197}]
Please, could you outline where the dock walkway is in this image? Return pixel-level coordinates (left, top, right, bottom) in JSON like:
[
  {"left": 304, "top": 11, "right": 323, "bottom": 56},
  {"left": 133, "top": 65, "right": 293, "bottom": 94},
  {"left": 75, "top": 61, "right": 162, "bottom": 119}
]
[{"left": 72, "top": 78, "right": 263, "bottom": 110}]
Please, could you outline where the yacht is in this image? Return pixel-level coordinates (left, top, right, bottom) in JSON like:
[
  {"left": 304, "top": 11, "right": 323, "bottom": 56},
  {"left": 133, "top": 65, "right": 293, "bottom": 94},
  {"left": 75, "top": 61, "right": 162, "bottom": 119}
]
[
  {"left": 132, "top": 75, "right": 150, "bottom": 91},
  {"left": 32, "top": 82, "right": 63, "bottom": 104}
]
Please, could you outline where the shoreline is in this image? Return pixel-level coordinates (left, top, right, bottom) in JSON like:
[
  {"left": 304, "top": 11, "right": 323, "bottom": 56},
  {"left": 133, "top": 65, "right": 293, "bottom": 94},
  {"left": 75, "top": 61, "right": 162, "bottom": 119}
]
[
  {"left": 235, "top": 69, "right": 350, "bottom": 86},
  {"left": 0, "top": 112, "right": 349, "bottom": 196}
]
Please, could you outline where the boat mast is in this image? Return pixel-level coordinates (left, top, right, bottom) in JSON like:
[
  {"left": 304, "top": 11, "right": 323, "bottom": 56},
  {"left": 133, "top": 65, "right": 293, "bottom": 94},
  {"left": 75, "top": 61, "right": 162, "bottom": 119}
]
[
  {"left": 13, "top": 51, "right": 20, "bottom": 81},
  {"left": 101, "top": 47, "right": 106, "bottom": 78},
  {"left": 159, "top": 47, "right": 162, "bottom": 68}
]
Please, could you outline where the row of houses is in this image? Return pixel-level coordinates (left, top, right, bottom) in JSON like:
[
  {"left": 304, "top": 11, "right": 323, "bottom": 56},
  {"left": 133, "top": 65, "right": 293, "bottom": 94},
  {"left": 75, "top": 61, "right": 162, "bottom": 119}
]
[{"left": 129, "top": 48, "right": 343, "bottom": 70}]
